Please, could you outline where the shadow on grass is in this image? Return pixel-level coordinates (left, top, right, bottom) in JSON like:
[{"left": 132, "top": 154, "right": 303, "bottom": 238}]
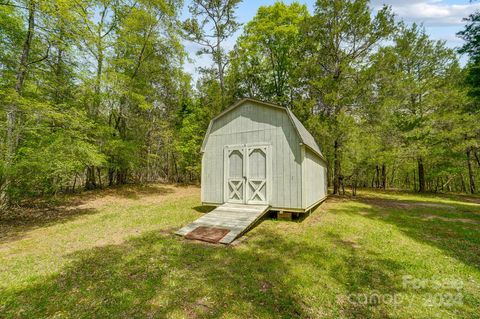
[
  {"left": 0, "top": 228, "right": 408, "bottom": 318},
  {"left": 340, "top": 196, "right": 480, "bottom": 269},
  {"left": 0, "top": 185, "right": 178, "bottom": 244},
  {"left": 0, "top": 207, "right": 99, "bottom": 244},
  {"left": 325, "top": 232, "right": 406, "bottom": 318},
  {"left": 357, "top": 188, "right": 480, "bottom": 206}
]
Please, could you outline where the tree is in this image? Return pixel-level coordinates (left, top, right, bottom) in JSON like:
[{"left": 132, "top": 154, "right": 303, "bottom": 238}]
[
  {"left": 457, "top": 11, "right": 480, "bottom": 193},
  {"left": 457, "top": 12, "right": 480, "bottom": 193},
  {"left": 298, "top": 0, "right": 394, "bottom": 194},
  {"left": 73, "top": 0, "right": 119, "bottom": 189},
  {"left": 104, "top": 0, "right": 187, "bottom": 184},
  {"left": 1, "top": 0, "right": 479, "bottom": 209},
  {"left": 0, "top": 0, "right": 108, "bottom": 202},
  {"left": 1, "top": 0, "right": 36, "bottom": 207},
  {"left": 0, "top": 0, "right": 193, "bottom": 207},
  {"left": 175, "top": 98, "right": 209, "bottom": 182},
  {"left": 183, "top": 0, "right": 242, "bottom": 104},
  {"left": 228, "top": 2, "right": 308, "bottom": 105},
  {"left": 458, "top": 11, "right": 480, "bottom": 59},
  {"left": 373, "top": 23, "right": 460, "bottom": 192}
]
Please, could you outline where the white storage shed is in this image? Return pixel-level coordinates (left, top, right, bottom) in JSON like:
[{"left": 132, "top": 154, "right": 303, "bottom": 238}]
[{"left": 201, "top": 98, "right": 328, "bottom": 213}]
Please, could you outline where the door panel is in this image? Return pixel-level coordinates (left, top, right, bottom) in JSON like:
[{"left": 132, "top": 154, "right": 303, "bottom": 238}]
[
  {"left": 246, "top": 145, "right": 270, "bottom": 205},
  {"left": 224, "top": 147, "right": 245, "bottom": 203},
  {"left": 228, "top": 149, "right": 244, "bottom": 178},
  {"left": 249, "top": 149, "right": 266, "bottom": 178},
  {"left": 224, "top": 144, "right": 270, "bottom": 205},
  {"left": 227, "top": 179, "right": 244, "bottom": 202}
]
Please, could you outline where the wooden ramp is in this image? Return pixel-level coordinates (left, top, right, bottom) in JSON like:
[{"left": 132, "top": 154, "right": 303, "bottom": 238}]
[{"left": 176, "top": 203, "right": 269, "bottom": 244}]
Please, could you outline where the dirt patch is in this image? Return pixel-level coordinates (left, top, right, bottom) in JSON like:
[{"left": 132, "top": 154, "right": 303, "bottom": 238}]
[
  {"left": 69, "top": 184, "right": 198, "bottom": 210},
  {"left": 357, "top": 211, "right": 371, "bottom": 216},
  {"left": 259, "top": 280, "right": 272, "bottom": 293},
  {"left": 0, "top": 184, "right": 200, "bottom": 244},
  {"left": 451, "top": 195, "right": 480, "bottom": 205},
  {"left": 323, "top": 195, "right": 352, "bottom": 204},
  {"left": 359, "top": 198, "right": 454, "bottom": 210},
  {"left": 420, "top": 214, "right": 480, "bottom": 225},
  {"left": 184, "top": 297, "right": 213, "bottom": 318},
  {"left": 304, "top": 199, "right": 341, "bottom": 226},
  {"left": 336, "top": 236, "right": 362, "bottom": 249}
]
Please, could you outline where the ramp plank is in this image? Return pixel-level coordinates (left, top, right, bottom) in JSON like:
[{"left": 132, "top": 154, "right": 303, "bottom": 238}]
[{"left": 176, "top": 204, "right": 269, "bottom": 244}]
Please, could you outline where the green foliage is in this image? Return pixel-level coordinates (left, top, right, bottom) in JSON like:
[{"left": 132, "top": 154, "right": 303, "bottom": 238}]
[
  {"left": 175, "top": 100, "right": 209, "bottom": 180},
  {"left": 337, "top": 22, "right": 474, "bottom": 192},
  {"left": 0, "top": 4, "right": 24, "bottom": 83},
  {"left": 299, "top": 0, "right": 395, "bottom": 112},
  {"left": 225, "top": 0, "right": 477, "bottom": 194},
  {"left": 0, "top": 0, "right": 479, "bottom": 205},
  {"left": 7, "top": 99, "right": 105, "bottom": 199},
  {"left": 373, "top": 24, "right": 458, "bottom": 147},
  {"left": 228, "top": 2, "right": 308, "bottom": 105},
  {"left": 458, "top": 11, "right": 480, "bottom": 60},
  {"left": 296, "top": 0, "right": 395, "bottom": 193},
  {"left": 0, "top": 0, "right": 191, "bottom": 205},
  {"left": 184, "top": 0, "right": 242, "bottom": 103},
  {"left": 458, "top": 11, "right": 480, "bottom": 106}
]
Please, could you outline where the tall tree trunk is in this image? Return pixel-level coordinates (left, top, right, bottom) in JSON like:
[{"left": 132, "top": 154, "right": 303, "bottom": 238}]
[
  {"left": 1, "top": 0, "right": 35, "bottom": 208},
  {"left": 417, "top": 157, "right": 426, "bottom": 193},
  {"left": 14, "top": 1, "right": 35, "bottom": 94},
  {"left": 217, "top": 54, "right": 224, "bottom": 96},
  {"left": 381, "top": 163, "right": 387, "bottom": 190},
  {"left": 375, "top": 165, "right": 380, "bottom": 188},
  {"left": 474, "top": 150, "right": 480, "bottom": 167},
  {"left": 390, "top": 165, "right": 396, "bottom": 187},
  {"left": 108, "top": 168, "right": 115, "bottom": 186},
  {"left": 351, "top": 173, "right": 357, "bottom": 196},
  {"left": 85, "top": 36, "right": 105, "bottom": 190},
  {"left": 466, "top": 147, "right": 476, "bottom": 194},
  {"left": 215, "top": 33, "right": 225, "bottom": 102},
  {"left": 93, "top": 50, "right": 103, "bottom": 117},
  {"left": 460, "top": 174, "right": 466, "bottom": 193},
  {"left": 413, "top": 169, "right": 417, "bottom": 192},
  {"left": 333, "top": 139, "right": 341, "bottom": 195},
  {"left": 97, "top": 167, "right": 103, "bottom": 187},
  {"left": 53, "top": 30, "right": 64, "bottom": 104},
  {"left": 85, "top": 166, "right": 97, "bottom": 190},
  {"left": 72, "top": 174, "right": 77, "bottom": 193}
]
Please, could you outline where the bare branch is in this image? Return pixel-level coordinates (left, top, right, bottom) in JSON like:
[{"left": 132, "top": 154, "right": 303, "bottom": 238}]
[{"left": 27, "top": 42, "right": 51, "bottom": 65}]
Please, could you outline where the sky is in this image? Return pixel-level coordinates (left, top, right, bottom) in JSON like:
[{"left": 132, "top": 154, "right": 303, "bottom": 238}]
[{"left": 182, "top": 0, "right": 480, "bottom": 81}]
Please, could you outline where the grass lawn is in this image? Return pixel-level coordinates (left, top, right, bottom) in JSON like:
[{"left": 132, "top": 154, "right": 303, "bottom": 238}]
[{"left": 0, "top": 185, "right": 479, "bottom": 318}]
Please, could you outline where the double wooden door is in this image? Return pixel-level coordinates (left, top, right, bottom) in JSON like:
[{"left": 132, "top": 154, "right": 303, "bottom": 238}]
[{"left": 224, "top": 144, "right": 270, "bottom": 205}]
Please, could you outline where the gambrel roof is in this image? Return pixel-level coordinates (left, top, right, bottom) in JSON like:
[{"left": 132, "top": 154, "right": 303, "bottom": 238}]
[{"left": 201, "top": 98, "right": 325, "bottom": 160}]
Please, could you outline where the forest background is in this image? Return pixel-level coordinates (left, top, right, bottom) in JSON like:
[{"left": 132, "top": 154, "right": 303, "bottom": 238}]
[{"left": 1, "top": 0, "right": 479, "bottom": 208}]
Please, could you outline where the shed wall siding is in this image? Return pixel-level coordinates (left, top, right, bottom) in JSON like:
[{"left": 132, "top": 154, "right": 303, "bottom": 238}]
[
  {"left": 202, "top": 102, "right": 303, "bottom": 209},
  {"left": 304, "top": 148, "right": 328, "bottom": 208}
]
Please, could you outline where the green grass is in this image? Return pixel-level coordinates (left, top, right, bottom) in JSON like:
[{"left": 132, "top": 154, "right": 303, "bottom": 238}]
[{"left": 0, "top": 185, "right": 479, "bottom": 318}]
